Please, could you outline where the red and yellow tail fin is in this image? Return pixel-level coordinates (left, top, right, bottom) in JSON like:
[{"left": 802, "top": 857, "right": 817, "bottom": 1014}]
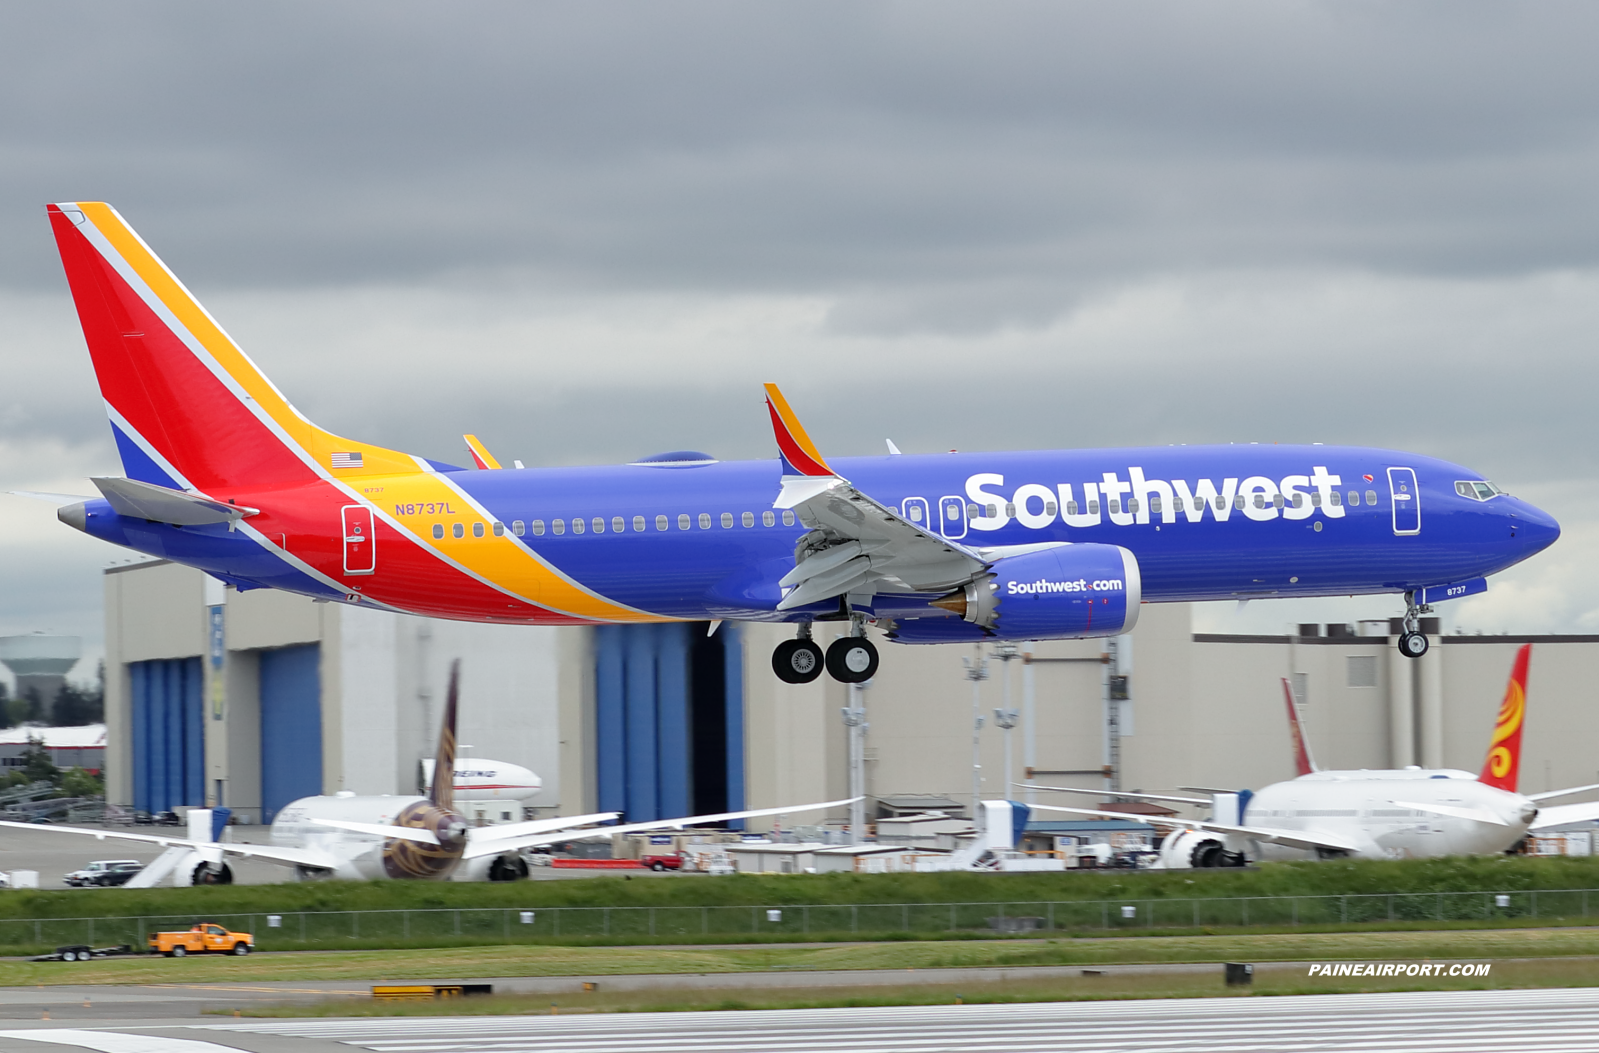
[
  {"left": 48, "top": 202, "right": 414, "bottom": 493},
  {"left": 1479, "top": 643, "right": 1531, "bottom": 792},
  {"left": 462, "top": 434, "right": 502, "bottom": 470},
  {"left": 1281, "top": 677, "right": 1318, "bottom": 776},
  {"left": 763, "top": 383, "right": 835, "bottom": 478}
]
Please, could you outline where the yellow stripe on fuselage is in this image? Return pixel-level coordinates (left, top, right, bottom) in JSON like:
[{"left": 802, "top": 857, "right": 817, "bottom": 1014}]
[
  {"left": 376, "top": 472, "right": 670, "bottom": 623},
  {"left": 77, "top": 202, "right": 415, "bottom": 477}
]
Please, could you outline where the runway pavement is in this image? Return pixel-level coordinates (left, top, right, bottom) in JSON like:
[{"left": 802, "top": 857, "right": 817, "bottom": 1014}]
[{"left": 0, "top": 987, "right": 1597, "bottom": 1052}]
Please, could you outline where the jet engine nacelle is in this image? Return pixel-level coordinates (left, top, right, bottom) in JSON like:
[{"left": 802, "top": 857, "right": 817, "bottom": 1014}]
[
  {"left": 937, "top": 544, "right": 1141, "bottom": 641},
  {"left": 1156, "top": 828, "right": 1248, "bottom": 869}
]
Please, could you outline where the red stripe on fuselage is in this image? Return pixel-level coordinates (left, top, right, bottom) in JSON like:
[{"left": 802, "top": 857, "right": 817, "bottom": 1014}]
[{"left": 233, "top": 482, "right": 585, "bottom": 624}]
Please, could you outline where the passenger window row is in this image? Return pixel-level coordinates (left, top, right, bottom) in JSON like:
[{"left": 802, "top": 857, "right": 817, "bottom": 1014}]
[{"left": 433, "top": 510, "right": 796, "bottom": 540}]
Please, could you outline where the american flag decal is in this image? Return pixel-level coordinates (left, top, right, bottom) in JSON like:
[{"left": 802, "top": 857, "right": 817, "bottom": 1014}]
[{"left": 331, "top": 451, "right": 363, "bottom": 469}]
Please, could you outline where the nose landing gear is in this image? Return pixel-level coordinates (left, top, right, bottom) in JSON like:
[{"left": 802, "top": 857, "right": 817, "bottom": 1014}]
[{"left": 1397, "top": 591, "right": 1432, "bottom": 658}]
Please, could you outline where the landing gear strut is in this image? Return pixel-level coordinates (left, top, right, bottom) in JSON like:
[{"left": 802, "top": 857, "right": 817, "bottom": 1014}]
[
  {"left": 1397, "top": 591, "right": 1431, "bottom": 659},
  {"left": 825, "top": 613, "right": 879, "bottom": 684},
  {"left": 773, "top": 623, "right": 824, "bottom": 684}
]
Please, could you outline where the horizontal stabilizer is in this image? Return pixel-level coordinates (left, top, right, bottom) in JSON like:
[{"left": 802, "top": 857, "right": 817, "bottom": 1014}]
[
  {"left": 1530, "top": 782, "right": 1599, "bottom": 803},
  {"left": 1530, "top": 800, "right": 1599, "bottom": 831},
  {"left": 92, "top": 476, "right": 258, "bottom": 526}
]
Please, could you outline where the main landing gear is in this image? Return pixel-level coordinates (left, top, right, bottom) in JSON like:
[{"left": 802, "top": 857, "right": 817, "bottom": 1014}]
[
  {"left": 1397, "top": 591, "right": 1431, "bottom": 659},
  {"left": 772, "top": 619, "right": 879, "bottom": 685}
]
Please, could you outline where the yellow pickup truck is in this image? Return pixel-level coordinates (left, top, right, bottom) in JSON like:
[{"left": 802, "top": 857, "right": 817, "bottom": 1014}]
[{"left": 147, "top": 923, "right": 253, "bottom": 957}]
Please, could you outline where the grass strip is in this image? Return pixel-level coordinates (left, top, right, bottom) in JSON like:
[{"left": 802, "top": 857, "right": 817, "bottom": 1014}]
[
  {"left": 9, "top": 855, "right": 1599, "bottom": 920},
  {"left": 13, "top": 926, "right": 1599, "bottom": 987}
]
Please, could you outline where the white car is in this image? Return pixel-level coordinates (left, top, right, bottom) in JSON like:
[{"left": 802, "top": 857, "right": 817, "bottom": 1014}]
[{"left": 64, "top": 860, "right": 142, "bottom": 887}]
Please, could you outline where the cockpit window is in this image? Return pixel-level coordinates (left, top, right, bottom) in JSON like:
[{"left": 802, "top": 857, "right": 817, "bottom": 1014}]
[{"left": 1456, "top": 480, "right": 1506, "bottom": 501}]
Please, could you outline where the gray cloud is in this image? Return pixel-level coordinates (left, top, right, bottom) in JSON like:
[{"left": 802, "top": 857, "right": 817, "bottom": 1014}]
[{"left": 3, "top": 2, "right": 1599, "bottom": 641}]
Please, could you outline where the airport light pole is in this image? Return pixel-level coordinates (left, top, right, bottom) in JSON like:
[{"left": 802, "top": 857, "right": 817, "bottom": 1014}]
[
  {"left": 993, "top": 707, "right": 1019, "bottom": 802},
  {"left": 963, "top": 651, "right": 989, "bottom": 818},
  {"left": 841, "top": 682, "right": 869, "bottom": 845},
  {"left": 991, "top": 643, "right": 1020, "bottom": 801},
  {"left": 1021, "top": 645, "right": 1037, "bottom": 804}
]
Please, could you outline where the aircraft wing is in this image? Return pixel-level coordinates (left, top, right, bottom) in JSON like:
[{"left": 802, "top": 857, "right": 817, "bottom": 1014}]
[
  {"left": 1529, "top": 801, "right": 1599, "bottom": 831},
  {"left": 1028, "top": 783, "right": 1212, "bottom": 807},
  {"left": 464, "top": 812, "right": 621, "bottom": 850},
  {"left": 0, "top": 819, "right": 340, "bottom": 871},
  {"left": 1026, "top": 803, "right": 1363, "bottom": 855},
  {"left": 310, "top": 818, "right": 440, "bottom": 845},
  {"left": 1389, "top": 799, "right": 1514, "bottom": 827},
  {"left": 763, "top": 384, "right": 984, "bottom": 609},
  {"left": 462, "top": 797, "right": 860, "bottom": 860}
]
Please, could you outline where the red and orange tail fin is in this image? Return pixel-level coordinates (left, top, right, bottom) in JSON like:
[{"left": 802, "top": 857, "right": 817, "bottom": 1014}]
[
  {"left": 763, "top": 383, "right": 835, "bottom": 478},
  {"left": 47, "top": 202, "right": 414, "bottom": 493},
  {"left": 463, "top": 434, "right": 501, "bottom": 470},
  {"left": 1281, "top": 677, "right": 1318, "bottom": 776},
  {"left": 1479, "top": 643, "right": 1531, "bottom": 792}
]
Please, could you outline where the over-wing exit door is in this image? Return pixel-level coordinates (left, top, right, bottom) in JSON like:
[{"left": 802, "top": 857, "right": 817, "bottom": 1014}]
[
  {"left": 342, "top": 505, "right": 376, "bottom": 574},
  {"left": 1388, "top": 468, "right": 1420, "bottom": 536}
]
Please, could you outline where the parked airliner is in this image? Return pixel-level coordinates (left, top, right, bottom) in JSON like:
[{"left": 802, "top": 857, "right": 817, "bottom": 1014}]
[
  {"left": 26, "top": 203, "right": 1561, "bottom": 684},
  {"left": 1036, "top": 645, "right": 1599, "bottom": 866},
  {"left": 0, "top": 663, "right": 852, "bottom": 884}
]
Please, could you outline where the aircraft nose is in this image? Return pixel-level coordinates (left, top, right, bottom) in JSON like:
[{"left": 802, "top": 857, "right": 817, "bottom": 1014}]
[{"left": 1509, "top": 498, "right": 1561, "bottom": 557}]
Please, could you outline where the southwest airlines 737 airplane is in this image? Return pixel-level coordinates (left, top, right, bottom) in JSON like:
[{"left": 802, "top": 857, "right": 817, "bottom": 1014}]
[
  {"left": 1035, "top": 646, "right": 1599, "bottom": 866},
  {"left": 30, "top": 203, "right": 1561, "bottom": 684}
]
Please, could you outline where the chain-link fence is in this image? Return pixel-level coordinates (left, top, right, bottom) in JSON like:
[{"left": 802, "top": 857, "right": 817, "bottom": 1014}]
[{"left": 2, "top": 888, "right": 1590, "bottom": 954}]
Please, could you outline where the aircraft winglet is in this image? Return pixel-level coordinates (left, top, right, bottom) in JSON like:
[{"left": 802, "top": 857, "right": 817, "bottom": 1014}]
[
  {"left": 463, "top": 434, "right": 502, "bottom": 470},
  {"left": 764, "top": 384, "right": 835, "bottom": 478},
  {"left": 1281, "top": 677, "right": 1318, "bottom": 776}
]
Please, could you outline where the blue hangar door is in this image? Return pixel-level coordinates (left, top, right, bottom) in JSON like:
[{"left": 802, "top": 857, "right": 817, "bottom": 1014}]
[
  {"left": 128, "top": 657, "right": 204, "bottom": 815},
  {"left": 594, "top": 623, "right": 745, "bottom": 825},
  {"left": 259, "top": 644, "right": 323, "bottom": 823}
]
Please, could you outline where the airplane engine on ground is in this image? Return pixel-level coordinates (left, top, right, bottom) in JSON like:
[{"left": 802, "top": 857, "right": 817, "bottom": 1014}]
[
  {"left": 926, "top": 543, "right": 1141, "bottom": 641},
  {"left": 1157, "top": 828, "right": 1247, "bottom": 869}
]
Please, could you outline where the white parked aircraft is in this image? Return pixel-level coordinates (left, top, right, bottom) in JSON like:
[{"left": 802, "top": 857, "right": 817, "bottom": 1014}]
[
  {"left": 1034, "top": 645, "right": 1599, "bottom": 867},
  {"left": 419, "top": 757, "right": 542, "bottom": 804},
  {"left": 0, "top": 661, "right": 853, "bottom": 885}
]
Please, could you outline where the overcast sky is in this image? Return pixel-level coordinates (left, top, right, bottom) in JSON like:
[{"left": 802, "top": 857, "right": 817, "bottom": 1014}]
[{"left": 3, "top": 1, "right": 1597, "bottom": 679}]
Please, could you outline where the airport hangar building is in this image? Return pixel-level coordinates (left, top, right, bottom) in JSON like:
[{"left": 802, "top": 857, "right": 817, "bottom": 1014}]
[{"left": 104, "top": 559, "right": 1599, "bottom": 829}]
